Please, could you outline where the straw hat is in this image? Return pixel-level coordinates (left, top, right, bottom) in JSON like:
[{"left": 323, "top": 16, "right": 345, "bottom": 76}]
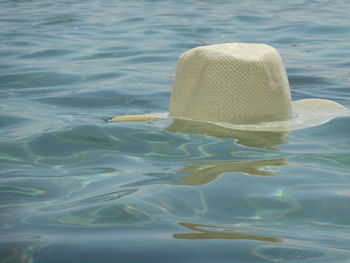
[{"left": 111, "top": 43, "right": 349, "bottom": 131}]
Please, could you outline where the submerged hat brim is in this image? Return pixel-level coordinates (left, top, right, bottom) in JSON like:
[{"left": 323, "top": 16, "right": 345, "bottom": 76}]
[{"left": 110, "top": 99, "right": 349, "bottom": 132}]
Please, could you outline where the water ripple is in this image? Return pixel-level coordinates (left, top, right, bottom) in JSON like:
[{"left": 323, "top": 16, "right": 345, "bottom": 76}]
[{"left": 1, "top": 0, "right": 350, "bottom": 262}]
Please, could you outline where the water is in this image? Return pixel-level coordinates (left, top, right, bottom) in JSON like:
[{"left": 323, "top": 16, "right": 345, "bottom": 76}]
[{"left": 1, "top": 0, "right": 350, "bottom": 262}]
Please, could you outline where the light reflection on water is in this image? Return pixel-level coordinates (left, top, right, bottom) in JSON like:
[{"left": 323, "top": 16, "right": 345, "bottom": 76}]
[{"left": 1, "top": 0, "right": 350, "bottom": 262}]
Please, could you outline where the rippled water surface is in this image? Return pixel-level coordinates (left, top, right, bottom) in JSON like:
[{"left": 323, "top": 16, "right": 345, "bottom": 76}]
[{"left": 1, "top": 0, "right": 350, "bottom": 262}]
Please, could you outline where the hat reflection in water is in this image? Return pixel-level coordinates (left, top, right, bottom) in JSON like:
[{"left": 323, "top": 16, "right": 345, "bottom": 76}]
[
  {"left": 174, "top": 157, "right": 287, "bottom": 186},
  {"left": 173, "top": 222, "right": 283, "bottom": 243},
  {"left": 166, "top": 119, "right": 288, "bottom": 150},
  {"left": 111, "top": 43, "right": 349, "bottom": 131}
]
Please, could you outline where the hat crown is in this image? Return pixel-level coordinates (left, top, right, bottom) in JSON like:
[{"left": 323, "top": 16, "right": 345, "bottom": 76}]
[{"left": 169, "top": 43, "right": 292, "bottom": 123}]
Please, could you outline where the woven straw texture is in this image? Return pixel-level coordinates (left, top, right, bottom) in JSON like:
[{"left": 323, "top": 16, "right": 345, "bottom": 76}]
[{"left": 169, "top": 43, "right": 293, "bottom": 123}]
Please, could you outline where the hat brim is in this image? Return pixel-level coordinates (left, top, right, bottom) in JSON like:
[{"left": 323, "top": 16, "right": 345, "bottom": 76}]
[
  {"left": 110, "top": 99, "right": 349, "bottom": 132},
  {"left": 201, "top": 99, "right": 350, "bottom": 131}
]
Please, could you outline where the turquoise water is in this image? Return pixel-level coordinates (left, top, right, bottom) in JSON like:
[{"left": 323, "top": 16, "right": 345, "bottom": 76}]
[{"left": 1, "top": 0, "right": 350, "bottom": 262}]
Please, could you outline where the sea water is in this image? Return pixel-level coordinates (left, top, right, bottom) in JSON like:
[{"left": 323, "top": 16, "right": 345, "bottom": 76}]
[{"left": 1, "top": 0, "right": 350, "bottom": 262}]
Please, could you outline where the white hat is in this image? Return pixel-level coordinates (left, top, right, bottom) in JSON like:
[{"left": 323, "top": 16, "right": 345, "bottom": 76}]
[{"left": 111, "top": 43, "right": 349, "bottom": 131}]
